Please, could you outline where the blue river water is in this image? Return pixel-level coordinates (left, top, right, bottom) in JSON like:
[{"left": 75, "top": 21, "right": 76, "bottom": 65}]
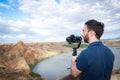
[{"left": 33, "top": 47, "right": 120, "bottom": 80}]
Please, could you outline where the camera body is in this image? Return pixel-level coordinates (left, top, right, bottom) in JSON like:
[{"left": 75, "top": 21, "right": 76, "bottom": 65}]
[{"left": 66, "top": 34, "right": 82, "bottom": 44}]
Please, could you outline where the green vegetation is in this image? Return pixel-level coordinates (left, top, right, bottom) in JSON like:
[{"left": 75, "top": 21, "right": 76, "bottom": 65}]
[
  {"left": 29, "top": 72, "right": 41, "bottom": 78},
  {"left": 29, "top": 59, "right": 42, "bottom": 78},
  {"left": 60, "top": 51, "right": 65, "bottom": 54},
  {"left": 29, "top": 58, "right": 47, "bottom": 71},
  {"left": 63, "top": 44, "right": 78, "bottom": 48},
  {"left": 63, "top": 43, "right": 88, "bottom": 49},
  {"left": 29, "top": 63, "right": 35, "bottom": 71},
  {"left": 80, "top": 44, "right": 88, "bottom": 48}
]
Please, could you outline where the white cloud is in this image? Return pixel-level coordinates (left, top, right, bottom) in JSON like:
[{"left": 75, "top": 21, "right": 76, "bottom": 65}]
[
  {"left": 110, "top": 0, "right": 120, "bottom": 8},
  {"left": 0, "top": 3, "right": 10, "bottom": 9},
  {"left": 7, "top": 20, "right": 29, "bottom": 32},
  {"left": 0, "top": 0, "right": 120, "bottom": 43},
  {"left": 8, "top": 0, "right": 14, "bottom": 4}
]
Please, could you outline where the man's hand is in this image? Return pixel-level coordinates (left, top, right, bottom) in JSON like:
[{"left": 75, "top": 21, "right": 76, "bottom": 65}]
[
  {"left": 71, "top": 56, "right": 82, "bottom": 77},
  {"left": 71, "top": 56, "right": 77, "bottom": 62}
]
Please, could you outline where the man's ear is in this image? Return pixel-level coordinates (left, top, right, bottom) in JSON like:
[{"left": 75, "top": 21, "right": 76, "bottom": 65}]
[{"left": 89, "top": 30, "right": 95, "bottom": 37}]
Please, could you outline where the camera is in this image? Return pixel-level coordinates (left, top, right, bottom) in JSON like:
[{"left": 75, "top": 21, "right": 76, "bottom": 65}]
[
  {"left": 66, "top": 34, "right": 82, "bottom": 56},
  {"left": 66, "top": 34, "right": 82, "bottom": 44}
]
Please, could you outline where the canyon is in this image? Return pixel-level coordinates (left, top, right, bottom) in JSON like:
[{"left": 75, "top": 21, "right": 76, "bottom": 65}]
[{"left": 0, "top": 40, "right": 120, "bottom": 80}]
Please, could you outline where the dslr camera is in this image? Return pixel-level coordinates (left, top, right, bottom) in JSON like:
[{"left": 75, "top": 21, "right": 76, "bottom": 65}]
[
  {"left": 66, "top": 34, "right": 82, "bottom": 44},
  {"left": 66, "top": 34, "right": 82, "bottom": 56}
]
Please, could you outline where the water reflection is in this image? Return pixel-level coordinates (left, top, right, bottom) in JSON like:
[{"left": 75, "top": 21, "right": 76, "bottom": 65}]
[
  {"left": 110, "top": 47, "right": 120, "bottom": 70},
  {"left": 33, "top": 53, "right": 72, "bottom": 80}
]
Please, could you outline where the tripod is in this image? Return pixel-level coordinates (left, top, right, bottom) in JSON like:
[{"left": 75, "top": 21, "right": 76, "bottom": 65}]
[
  {"left": 66, "top": 42, "right": 81, "bottom": 70},
  {"left": 72, "top": 42, "right": 81, "bottom": 56}
]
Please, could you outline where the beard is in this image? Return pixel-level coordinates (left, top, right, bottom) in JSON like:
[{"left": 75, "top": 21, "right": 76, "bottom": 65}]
[{"left": 83, "top": 33, "right": 89, "bottom": 43}]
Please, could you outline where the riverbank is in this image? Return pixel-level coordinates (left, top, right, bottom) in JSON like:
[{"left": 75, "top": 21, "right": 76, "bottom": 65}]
[
  {"left": 29, "top": 52, "right": 66, "bottom": 71},
  {"left": 32, "top": 40, "right": 120, "bottom": 80},
  {"left": 30, "top": 43, "right": 88, "bottom": 75}
]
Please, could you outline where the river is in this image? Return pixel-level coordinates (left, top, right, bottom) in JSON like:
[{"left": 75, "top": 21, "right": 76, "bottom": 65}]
[{"left": 33, "top": 47, "right": 120, "bottom": 80}]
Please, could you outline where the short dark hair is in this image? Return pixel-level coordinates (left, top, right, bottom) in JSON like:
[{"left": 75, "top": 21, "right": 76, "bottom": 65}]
[{"left": 85, "top": 19, "right": 104, "bottom": 39}]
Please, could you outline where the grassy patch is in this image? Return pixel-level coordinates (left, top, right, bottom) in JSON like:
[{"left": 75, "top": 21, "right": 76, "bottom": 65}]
[
  {"left": 63, "top": 44, "right": 78, "bottom": 48},
  {"left": 63, "top": 43, "right": 88, "bottom": 49},
  {"left": 29, "top": 61, "right": 42, "bottom": 78},
  {"left": 60, "top": 51, "right": 65, "bottom": 54},
  {"left": 29, "top": 58, "right": 46, "bottom": 71},
  {"left": 80, "top": 44, "right": 88, "bottom": 48},
  {"left": 29, "top": 64, "right": 35, "bottom": 71},
  {"left": 29, "top": 72, "right": 41, "bottom": 78}
]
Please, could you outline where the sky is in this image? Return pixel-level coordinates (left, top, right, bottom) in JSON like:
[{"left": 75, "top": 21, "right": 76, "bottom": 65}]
[{"left": 0, "top": 0, "right": 120, "bottom": 43}]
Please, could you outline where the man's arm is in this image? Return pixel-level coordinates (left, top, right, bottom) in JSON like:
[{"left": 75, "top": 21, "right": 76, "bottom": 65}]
[{"left": 71, "top": 56, "right": 82, "bottom": 77}]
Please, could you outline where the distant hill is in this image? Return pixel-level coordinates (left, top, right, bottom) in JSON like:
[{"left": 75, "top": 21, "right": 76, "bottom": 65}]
[
  {"left": 102, "top": 37, "right": 120, "bottom": 40},
  {"left": 103, "top": 40, "right": 120, "bottom": 47}
]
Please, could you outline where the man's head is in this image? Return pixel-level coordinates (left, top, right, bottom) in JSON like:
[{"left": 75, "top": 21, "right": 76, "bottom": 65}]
[{"left": 82, "top": 19, "right": 104, "bottom": 43}]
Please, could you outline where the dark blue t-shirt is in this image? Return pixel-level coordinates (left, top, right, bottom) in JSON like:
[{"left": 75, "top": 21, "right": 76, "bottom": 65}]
[{"left": 76, "top": 41, "right": 114, "bottom": 80}]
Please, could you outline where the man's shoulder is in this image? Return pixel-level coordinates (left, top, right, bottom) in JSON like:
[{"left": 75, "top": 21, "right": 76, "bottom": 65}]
[
  {"left": 81, "top": 48, "right": 90, "bottom": 55},
  {"left": 81, "top": 46, "right": 94, "bottom": 53}
]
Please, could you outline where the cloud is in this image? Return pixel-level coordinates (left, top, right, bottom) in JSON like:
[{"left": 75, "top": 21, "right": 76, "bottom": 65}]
[
  {"left": 110, "top": 0, "right": 120, "bottom": 8},
  {"left": 0, "top": 2, "right": 10, "bottom": 9},
  {"left": 0, "top": 33, "right": 36, "bottom": 43},
  {"left": 0, "top": 0, "right": 120, "bottom": 43}
]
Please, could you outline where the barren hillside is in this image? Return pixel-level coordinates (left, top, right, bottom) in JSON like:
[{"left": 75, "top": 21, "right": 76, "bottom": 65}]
[{"left": 103, "top": 40, "right": 120, "bottom": 47}]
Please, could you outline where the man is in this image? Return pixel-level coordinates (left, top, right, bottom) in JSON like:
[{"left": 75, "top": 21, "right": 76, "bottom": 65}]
[{"left": 71, "top": 19, "right": 115, "bottom": 80}]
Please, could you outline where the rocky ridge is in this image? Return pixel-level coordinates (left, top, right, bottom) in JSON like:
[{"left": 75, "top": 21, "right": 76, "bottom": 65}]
[{"left": 0, "top": 41, "right": 55, "bottom": 80}]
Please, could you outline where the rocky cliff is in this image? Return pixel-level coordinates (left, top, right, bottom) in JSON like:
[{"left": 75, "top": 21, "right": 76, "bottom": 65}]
[{"left": 0, "top": 41, "right": 48, "bottom": 80}]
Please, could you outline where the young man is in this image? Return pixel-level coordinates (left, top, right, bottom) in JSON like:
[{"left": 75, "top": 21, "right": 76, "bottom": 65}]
[{"left": 71, "top": 19, "right": 115, "bottom": 80}]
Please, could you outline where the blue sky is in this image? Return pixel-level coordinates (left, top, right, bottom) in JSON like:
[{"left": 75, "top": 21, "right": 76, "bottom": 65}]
[{"left": 0, "top": 0, "right": 120, "bottom": 43}]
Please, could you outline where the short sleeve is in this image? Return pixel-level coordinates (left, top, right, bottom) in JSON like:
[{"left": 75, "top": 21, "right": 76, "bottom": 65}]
[{"left": 76, "top": 51, "right": 88, "bottom": 71}]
